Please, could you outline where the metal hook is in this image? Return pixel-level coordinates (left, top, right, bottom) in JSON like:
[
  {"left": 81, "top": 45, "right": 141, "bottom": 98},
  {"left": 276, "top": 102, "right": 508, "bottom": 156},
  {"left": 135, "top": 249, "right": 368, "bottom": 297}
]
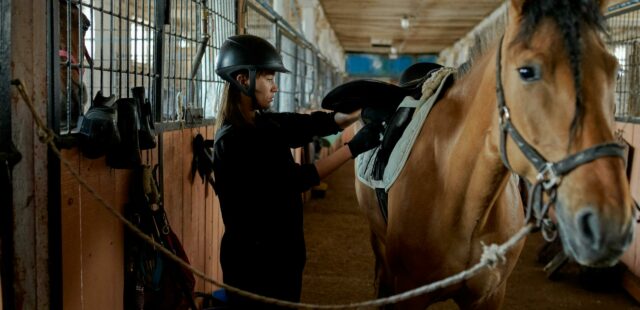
[
  {"left": 537, "top": 162, "right": 562, "bottom": 190},
  {"left": 498, "top": 106, "right": 510, "bottom": 128},
  {"left": 541, "top": 218, "right": 558, "bottom": 242}
]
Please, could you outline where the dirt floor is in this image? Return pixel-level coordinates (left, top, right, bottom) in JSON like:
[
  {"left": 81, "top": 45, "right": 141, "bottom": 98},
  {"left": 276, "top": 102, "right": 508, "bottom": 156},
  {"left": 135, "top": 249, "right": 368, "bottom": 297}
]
[{"left": 301, "top": 160, "right": 640, "bottom": 309}]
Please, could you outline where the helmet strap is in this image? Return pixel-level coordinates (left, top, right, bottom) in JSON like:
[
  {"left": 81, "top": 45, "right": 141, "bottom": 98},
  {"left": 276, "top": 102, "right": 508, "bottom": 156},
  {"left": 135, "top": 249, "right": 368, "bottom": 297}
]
[
  {"left": 248, "top": 69, "right": 260, "bottom": 110},
  {"left": 248, "top": 69, "right": 257, "bottom": 99},
  {"left": 230, "top": 68, "right": 257, "bottom": 97},
  {"left": 230, "top": 69, "right": 260, "bottom": 109}
]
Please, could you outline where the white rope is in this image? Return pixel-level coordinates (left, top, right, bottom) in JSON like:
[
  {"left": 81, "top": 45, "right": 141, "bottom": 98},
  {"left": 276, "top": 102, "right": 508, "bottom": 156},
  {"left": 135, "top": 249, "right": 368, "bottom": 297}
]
[{"left": 15, "top": 77, "right": 534, "bottom": 309}]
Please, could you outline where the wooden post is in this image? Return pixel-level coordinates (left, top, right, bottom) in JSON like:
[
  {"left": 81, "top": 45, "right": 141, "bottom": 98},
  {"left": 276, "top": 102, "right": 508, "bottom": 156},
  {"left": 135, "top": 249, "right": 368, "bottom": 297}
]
[
  {"left": 10, "top": 0, "right": 53, "bottom": 308},
  {"left": 237, "top": 0, "right": 246, "bottom": 34}
]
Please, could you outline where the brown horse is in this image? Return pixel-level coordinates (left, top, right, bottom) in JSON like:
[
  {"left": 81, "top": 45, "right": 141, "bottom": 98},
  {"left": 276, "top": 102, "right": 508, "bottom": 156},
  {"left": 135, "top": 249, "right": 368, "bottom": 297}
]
[
  {"left": 59, "top": 0, "right": 91, "bottom": 133},
  {"left": 355, "top": 0, "right": 635, "bottom": 308}
]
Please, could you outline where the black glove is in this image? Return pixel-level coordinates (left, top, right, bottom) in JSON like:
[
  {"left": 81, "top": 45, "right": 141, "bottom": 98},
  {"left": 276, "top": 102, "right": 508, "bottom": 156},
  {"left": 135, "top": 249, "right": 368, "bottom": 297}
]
[
  {"left": 347, "top": 122, "right": 384, "bottom": 158},
  {"left": 361, "top": 106, "right": 394, "bottom": 124}
]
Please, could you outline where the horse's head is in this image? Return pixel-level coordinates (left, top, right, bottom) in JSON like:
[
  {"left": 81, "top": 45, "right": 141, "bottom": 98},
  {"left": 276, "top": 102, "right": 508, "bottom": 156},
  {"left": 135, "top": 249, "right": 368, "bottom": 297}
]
[
  {"left": 498, "top": 0, "right": 634, "bottom": 267},
  {"left": 59, "top": 0, "right": 91, "bottom": 132}
]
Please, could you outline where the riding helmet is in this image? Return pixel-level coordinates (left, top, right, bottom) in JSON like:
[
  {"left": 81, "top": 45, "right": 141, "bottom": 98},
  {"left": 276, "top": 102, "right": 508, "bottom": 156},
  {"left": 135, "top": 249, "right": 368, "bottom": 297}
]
[{"left": 215, "top": 34, "right": 289, "bottom": 97}]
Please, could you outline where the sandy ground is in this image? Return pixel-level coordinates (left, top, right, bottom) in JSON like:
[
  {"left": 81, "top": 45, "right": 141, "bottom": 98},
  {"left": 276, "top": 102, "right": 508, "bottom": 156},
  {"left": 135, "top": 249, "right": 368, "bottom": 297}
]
[{"left": 301, "top": 160, "right": 640, "bottom": 309}]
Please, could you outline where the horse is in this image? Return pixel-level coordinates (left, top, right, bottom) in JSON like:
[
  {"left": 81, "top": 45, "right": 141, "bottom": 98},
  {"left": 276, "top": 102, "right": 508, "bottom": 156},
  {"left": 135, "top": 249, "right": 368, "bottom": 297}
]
[
  {"left": 59, "top": 0, "right": 92, "bottom": 133},
  {"left": 353, "top": 0, "right": 635, "bottom": 308}
]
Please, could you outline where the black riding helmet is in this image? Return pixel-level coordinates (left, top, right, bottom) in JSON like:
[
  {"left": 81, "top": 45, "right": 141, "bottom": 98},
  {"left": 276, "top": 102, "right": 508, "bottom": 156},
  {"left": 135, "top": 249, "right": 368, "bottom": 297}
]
[{"left": 215, "top": 34, "right": 290, "bottom": 99}]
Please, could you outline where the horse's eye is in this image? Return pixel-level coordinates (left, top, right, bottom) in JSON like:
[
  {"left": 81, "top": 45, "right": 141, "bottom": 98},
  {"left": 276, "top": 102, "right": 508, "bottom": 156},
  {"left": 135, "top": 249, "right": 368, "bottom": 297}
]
[{"left": 518, "top": 66, "right": 541, "bottom": 82}]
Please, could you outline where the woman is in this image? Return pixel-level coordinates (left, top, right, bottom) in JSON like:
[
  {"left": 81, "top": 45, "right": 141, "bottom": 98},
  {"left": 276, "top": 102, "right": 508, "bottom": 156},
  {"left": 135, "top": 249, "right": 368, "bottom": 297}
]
[{"left": 213, "top": 34, "right": 383, "bottom": 308}]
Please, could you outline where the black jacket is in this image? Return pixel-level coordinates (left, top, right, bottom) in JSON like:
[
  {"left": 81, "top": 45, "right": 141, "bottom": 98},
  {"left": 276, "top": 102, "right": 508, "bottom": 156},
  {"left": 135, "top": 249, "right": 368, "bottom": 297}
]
[{"left": 213, "top": 111, "right": 340, "bottom": 276}]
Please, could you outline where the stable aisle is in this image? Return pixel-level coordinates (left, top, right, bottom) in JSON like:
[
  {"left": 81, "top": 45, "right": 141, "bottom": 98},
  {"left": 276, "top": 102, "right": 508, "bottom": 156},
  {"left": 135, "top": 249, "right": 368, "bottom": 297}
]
[{"left": 301, "top": 160, "right": 640, "bottom": 309}]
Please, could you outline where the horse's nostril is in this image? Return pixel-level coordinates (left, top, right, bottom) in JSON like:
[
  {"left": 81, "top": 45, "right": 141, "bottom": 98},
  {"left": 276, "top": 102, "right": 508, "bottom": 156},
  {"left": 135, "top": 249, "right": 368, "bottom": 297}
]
[{"left": 577, "top": 208, "right": 601, "bottom": 249}]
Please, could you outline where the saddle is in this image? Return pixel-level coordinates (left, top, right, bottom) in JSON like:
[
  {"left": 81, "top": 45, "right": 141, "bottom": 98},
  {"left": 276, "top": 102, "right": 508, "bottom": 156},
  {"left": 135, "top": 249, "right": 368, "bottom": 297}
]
[
  {"left": 322, "top": 79, "right": 413, "bottom": 114},
  {"left": 322, "top": 63, "right": 444, "bottom": 183},
  {"left": 78, "top": 91, "right": 119, "bottom": 159},
  {"left": 322, "top": 81, "right": 421, "bottom": 221},
  {"left": 322, "top": 65, "right": 453, "bottom": 221},
  {"left": 322, "top": 79, "right": 418, "bottom": 178}
]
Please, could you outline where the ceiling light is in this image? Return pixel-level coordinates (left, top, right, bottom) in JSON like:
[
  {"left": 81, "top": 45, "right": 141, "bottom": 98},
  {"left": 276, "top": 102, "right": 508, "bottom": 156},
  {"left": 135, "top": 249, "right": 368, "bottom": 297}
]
[
  {"left": 389, "top": 46, "right": 398, "bottom": 59},
  {"left": 401, "top": 15, "right": 410, "bottom": 30}
]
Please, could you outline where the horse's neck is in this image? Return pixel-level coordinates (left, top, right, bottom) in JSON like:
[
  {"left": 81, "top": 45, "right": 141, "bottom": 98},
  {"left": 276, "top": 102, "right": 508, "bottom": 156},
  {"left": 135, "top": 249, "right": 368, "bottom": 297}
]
[
  {"left": 59, "top": 7, "right": 82, "bottom": 56},
  {"left": 432, "top": 49, "right": 512, "bottom": 228}
]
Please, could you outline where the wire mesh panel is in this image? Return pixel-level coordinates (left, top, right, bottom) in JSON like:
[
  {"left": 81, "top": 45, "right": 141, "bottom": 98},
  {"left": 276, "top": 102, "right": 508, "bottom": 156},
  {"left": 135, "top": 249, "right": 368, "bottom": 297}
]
[
  {"left": 162, "top": 0, "right": 235, "bottom": 122},
  {"left": 294, "top": 44, "right": 305, "bottom": 110},
  {"left": 208, "top": 0, "right": 236, "bottom": 118},
  {"left": 607, "top": 5, "right": 640, "bottom": 123},
  {"left": 245, "top": 1, "right": 341, "bottom": 113},
  {"left": 56, "top": 0, "right": 235, "bottom": 133},
  {"left": 57, "top": 0, "right": 159, "bottom": 134},
  {"left": 278, "top": 33, "right": 297, "bottom": 112},
  {"left": 318, "top": 58, "right": 338, "bottom": 100},
  {"left": 302, "top": 47, "right": 316, "bottom": 109},
  {"left": 246, "top": 4, "right": 276, "bottom": 45},
  {"left": 316, "top": 58, "right": 328, "bottom": 101}
]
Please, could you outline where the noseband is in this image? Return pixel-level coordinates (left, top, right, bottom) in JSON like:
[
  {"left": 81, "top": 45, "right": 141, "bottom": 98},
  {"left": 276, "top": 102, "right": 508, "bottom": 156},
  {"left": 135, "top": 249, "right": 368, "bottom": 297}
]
[{"left": 494, "top": 36, "right": 626, "bottom": 240}]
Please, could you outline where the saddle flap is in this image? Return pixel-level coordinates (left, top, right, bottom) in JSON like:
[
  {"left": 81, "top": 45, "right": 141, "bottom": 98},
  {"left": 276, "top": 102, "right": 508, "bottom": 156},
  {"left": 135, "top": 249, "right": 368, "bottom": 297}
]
[{"left": 321, "top": 79, "right": 412, "bottom": 113}]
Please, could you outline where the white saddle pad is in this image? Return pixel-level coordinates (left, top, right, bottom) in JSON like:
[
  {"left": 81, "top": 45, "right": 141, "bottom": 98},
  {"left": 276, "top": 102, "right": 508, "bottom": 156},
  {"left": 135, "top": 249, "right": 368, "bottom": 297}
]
[{"left": 356, "top": 67, "right": 457, "bottom": 191}]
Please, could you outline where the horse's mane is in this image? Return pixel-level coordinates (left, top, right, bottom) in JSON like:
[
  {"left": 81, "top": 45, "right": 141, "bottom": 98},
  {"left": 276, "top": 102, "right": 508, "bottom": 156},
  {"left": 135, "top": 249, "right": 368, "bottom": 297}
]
[
  {"left": 458, "top": 0, "right": 607, "bottom": 138},
  {"left": 515, "top": 0, "right": 607, "bottom": 135}
]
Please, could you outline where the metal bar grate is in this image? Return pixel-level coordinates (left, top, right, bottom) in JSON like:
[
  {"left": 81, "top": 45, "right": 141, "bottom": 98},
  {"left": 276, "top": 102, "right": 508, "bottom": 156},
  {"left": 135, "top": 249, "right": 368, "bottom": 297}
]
[
  {"left": 245, "top": 1, "right": 341, "bottom": 112},
  {"left": 55, "top": 0, "right": 236, "bottom": 134},
  {"left": 607, "top": 3, "right": 640, "bottom": 123}
]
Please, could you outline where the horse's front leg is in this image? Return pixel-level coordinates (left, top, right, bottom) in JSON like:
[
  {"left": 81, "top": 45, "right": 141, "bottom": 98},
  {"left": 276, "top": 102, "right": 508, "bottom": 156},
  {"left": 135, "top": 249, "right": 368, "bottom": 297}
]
[{"left": 370, "top": 232, "right": 394, "bottom": 300}]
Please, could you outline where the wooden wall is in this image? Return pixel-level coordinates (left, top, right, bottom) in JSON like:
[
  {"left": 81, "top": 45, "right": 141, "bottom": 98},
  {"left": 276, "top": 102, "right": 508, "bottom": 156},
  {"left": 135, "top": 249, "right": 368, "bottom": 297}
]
[{"left": 60, "top": 126, "right": 223, "bottom": 310}]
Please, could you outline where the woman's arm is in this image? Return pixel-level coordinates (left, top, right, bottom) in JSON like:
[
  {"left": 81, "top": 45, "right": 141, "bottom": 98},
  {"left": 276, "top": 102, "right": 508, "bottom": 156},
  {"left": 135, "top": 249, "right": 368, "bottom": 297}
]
[
  {"left": 314, "top": 120, "right": 384, "bottom": 179},
  {"left": 314, "top": 144, "right": 353, "bottom": 180}
]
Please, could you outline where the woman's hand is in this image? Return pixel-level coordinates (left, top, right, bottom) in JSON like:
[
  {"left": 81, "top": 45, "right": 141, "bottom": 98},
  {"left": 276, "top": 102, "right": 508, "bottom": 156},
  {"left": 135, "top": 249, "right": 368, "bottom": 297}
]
[{"left": 347, "top": 122, "right": 384, "bottom": 158}]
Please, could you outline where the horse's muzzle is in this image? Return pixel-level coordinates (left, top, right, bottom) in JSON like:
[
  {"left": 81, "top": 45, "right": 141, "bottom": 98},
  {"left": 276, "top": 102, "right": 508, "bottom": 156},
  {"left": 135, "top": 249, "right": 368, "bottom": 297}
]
[{"left": 556, "top": 202, "right": 635, "bottom": 267}]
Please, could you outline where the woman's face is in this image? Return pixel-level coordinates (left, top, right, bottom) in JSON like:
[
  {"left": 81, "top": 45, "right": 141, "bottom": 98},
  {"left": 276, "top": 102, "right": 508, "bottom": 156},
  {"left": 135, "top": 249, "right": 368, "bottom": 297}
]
[{"left": 253, "top": 72, "right": 278, "bottom": 109}]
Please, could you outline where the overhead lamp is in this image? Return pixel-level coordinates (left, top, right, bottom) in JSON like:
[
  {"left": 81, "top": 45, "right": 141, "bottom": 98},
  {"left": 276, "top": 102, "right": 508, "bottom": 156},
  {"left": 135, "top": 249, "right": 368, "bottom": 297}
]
[
  {"left": 389, "top": 46, "right": 398, "bottom": 59},
  {"left": 401, "top": 15, "right": 410, "bottom": 30}
]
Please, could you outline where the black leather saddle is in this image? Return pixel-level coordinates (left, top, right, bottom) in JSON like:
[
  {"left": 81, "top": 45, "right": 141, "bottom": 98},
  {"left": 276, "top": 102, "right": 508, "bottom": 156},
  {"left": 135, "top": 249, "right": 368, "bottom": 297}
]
[
  {"left": 321, "top": 62, "right": 445, "bottom": 221},
  {"left": 321, "top": 62, "right": 444, "bottom": 115},
  {"left": 78, "top": 91, "right": 119, "bottom": 159},
  {"left": 321, "top": 79, "right": 413, "bottom": 115}
]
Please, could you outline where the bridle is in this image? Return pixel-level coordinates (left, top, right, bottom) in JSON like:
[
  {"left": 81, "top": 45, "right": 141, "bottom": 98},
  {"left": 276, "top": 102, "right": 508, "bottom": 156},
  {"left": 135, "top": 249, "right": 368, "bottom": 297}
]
[{"left": 494, "top": 35, "right": 626, "bottom": 240}]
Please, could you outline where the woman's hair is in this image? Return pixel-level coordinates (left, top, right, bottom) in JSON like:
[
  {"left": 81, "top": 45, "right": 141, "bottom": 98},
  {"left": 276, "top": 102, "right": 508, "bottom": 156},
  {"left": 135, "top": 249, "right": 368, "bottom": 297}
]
[
  {"left": 214, "top": 82, "right": 244, "bottom": 131},
  {"left": 214, "top": 70, "right": 274, "bottom": 131}
]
